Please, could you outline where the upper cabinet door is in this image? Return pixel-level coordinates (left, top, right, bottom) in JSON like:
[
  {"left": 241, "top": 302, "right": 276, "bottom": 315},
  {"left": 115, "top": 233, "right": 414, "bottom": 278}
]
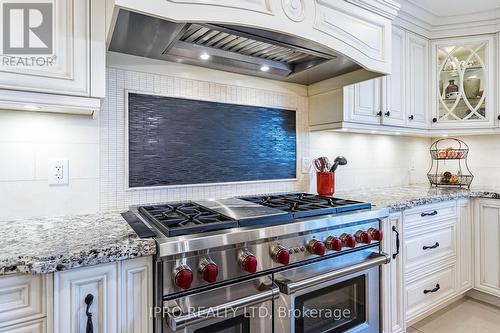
[
  {"left": 0, "top": 0, "right": 105, "bottom": 97},
  {"left": 406, "top": 32, "right": 429, "bottom": 128},
  {"left": 382, "top": 26, "right": 406, "bottom": 127},
  {"left": 345, "top": 78, "right": 383, "bottom": 125},
  {"left": 431, "top": 35, "right": 495, "bottom": 129}
]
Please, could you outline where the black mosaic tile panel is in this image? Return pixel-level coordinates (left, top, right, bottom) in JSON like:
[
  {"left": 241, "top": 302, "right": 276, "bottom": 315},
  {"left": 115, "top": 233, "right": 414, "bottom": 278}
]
[{"left": 128, "top": 93, "right": 297, "bottom": 187}]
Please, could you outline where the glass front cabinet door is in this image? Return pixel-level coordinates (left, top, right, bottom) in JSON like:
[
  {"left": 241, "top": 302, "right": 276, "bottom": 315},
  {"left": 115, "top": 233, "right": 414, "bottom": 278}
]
[{"left": 431, "top": 35, "right": 495, "bottom": 128}]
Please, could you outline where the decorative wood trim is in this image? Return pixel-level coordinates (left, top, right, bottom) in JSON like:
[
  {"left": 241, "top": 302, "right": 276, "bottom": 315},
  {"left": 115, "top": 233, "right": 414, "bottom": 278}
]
[
  {"left": 345, "top": 0, "right": 400, "bottom": 20},
  {"left": 167, "top": 0, "right": 273, "bottom": 14},
  {"left": 315, "top": 0, "right": 387, "bottom": 61}
]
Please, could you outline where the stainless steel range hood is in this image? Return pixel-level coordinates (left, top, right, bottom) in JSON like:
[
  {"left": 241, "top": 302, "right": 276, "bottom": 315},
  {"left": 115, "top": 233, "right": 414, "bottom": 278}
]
[{"left": 108, "top": 9, "right": 378, "bottom": 85}]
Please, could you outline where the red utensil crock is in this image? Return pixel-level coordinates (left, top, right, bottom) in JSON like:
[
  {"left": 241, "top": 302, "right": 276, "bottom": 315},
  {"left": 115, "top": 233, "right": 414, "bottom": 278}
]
[{"left": 316, "top": 172, "right": 335, "bottom": 196}]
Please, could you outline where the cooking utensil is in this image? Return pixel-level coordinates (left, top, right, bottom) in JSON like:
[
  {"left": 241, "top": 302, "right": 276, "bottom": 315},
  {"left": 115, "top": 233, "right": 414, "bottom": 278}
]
[
  {"left": 330, "top": 156, "right": 347, "bottom": 172},
  {"left": 313, "top": 157, "right": 330, "bottom": 172}
]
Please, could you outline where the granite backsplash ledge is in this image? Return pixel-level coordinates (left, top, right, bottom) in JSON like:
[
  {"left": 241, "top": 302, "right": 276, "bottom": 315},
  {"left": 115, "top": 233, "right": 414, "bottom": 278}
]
[
  {"left": 337, "top": 185, "right": 500, "bottom": 212},
  {"left": 0, "top": 213, "right": 156, "bottom": 275}
]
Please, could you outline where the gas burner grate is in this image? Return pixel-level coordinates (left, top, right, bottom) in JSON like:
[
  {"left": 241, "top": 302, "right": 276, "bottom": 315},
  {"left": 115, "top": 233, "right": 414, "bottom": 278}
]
[
  {"left": 240, "top": 193, "right": 371, "bottom": 218},
  {"left": 139, "top": 202, "right": 238, "bottom": 237}
]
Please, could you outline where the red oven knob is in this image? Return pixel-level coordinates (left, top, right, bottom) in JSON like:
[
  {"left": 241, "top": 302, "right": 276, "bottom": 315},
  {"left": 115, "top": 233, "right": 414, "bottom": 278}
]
[
  {"left": 174, "top": 265, "right": 193, "bottom": 290},
  {"left": 308, "top": 240, "right": 326, "bottom": 256},
  {"left": 272, "top": 245, "right": 290, "bottom": 265},
  {"left": 325, "top": 236, "right": 343, "bottom": 251},
  {"left": 199, "top": 260, "right": 218, "bottom": 283},
  {"left": 368, "top": 228, "right": 383, "bottom": 241},
  {"left": 340, "top": 233, "right": 357, "bottom": 248},
  {"left": 355, "top": 230, "right": 372, "bottom": 244},
  {"left": 239, "top": 251, "right": 258, "bottom": 273}
]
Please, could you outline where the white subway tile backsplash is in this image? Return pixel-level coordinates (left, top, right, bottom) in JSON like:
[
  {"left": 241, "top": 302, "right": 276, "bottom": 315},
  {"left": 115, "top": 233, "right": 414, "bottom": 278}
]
[
  {"left": 0, "top": 142, "right": 36, "bottom": 181},
  {"left": 309, "top": 131, "right": 431, "bottom": 192},
  {"left": 0, "top": 108, "right": 100, "bottom": 219},
  {"left": 1, "top": 179, "right": 99, "bottom": 219}
]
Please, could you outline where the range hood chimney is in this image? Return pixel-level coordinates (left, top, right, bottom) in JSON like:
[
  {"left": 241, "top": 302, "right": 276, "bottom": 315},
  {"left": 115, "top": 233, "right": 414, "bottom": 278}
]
[{"left": 109, "top": 9, "right": 383, "bottom": 86}]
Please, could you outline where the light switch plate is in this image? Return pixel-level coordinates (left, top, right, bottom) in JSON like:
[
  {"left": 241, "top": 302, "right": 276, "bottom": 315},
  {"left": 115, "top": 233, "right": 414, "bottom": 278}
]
[{"left": 48, "top": 159, "right": 69, "bottom": 185}]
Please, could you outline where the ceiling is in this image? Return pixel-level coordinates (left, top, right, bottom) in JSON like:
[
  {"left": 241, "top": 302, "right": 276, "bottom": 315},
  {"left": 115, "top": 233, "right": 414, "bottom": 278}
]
[{"left": 407, "top": 0, "right": 500, "bottom": 17}]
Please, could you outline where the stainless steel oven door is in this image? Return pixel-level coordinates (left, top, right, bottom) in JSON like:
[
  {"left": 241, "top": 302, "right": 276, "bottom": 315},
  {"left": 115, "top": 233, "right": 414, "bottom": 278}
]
[
  {"left": 274, "top": 250, "right": 390, "bottom": 333},
  {"left": 163, "top": 275, "right": 278, "bottom": 333}
]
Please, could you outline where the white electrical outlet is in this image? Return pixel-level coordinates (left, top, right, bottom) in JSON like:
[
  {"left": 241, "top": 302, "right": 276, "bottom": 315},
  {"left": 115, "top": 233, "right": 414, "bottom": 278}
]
[
  {"left": 48, "top": 159, "right": 69, "bottom": 185},
  {"left": 301, "top": 157, "right": 312, "bottom": 174}
]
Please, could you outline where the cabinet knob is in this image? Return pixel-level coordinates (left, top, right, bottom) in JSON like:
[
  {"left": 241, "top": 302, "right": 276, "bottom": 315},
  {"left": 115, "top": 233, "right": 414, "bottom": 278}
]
[
  {"left": 408, "top": 115, "right": 414, "bottom": 120},
  {"left": 84, "top": 294, "right": 94, "bottom": 333},
  {"left": 498, "top": 115, "right": 500, "bottom": 120},
  {"left": 432, "top": 118, "right": 438, "bottom": 123},
  {"left": 376, "top": 111, "right": 383, "bottom": 117},
  {"left": 384, "top": 111, "right": 390, "bottom": 117}
]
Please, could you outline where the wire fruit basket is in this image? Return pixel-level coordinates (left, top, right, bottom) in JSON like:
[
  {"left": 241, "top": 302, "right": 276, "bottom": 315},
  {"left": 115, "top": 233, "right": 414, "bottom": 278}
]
[{"left": 427, "top": 138, "right": 473, "bottom": 188}]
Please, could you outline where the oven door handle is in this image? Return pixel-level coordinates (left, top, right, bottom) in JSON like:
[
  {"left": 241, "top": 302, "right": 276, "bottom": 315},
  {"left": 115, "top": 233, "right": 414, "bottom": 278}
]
[
  {"left": 277, "top": 252, "right": 391, "bottom": 295},
  {"left": 166, "top": 287, "right": 279, "bottom": 331}
]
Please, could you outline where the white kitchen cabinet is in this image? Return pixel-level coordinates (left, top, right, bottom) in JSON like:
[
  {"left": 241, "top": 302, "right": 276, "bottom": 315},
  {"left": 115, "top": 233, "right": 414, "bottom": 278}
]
[
  {"left": 345, "top": 78, "right": 383, "bottom": 125},
  {"left": 457, "top": 199, "right": 473, "bottom": 292},
  {"left": 405, "top": 263, "right": 458, "bottom": 323},
  {"left": 0, "top": 318, "right": 47, "bottom": 333},
  {"left": 382, "top": 26, "right": 406, "bottom": 127},
  {"left": 431, "top": 35, "right": 496, "bottom": 129},
  {"left": 53, "top": 257, "right": 153, "bottom": 333},
  {"left": 54, "top": 262, "right": 119, "bottom": 333},
  {"left": 382, "top": 213, "right": 405, "bottom": 333},
  {"left": 120, "top": 257, "right": 153, "bottom": 333},
  {"left": 310, "top": 26, "right": 431, "bottom": 133},
  {"left": 0, "top": 274, "right": 52, "bottom": 330},
  {"left": 406, "top": 32, "right": 429, "bottom": 128},
  {"left": 0, "top": 0, "right": 105, "bottom": 115},
  {"left": 474, "top": 199, "right": 500, "bottom": 297}
]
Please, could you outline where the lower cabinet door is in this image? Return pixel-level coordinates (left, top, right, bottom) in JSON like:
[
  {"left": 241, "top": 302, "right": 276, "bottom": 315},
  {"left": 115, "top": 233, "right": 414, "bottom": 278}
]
[
  {"left": 0, "top": 318, "right": 46, "bottom": 333},
  {"left": 382, "top": 213, "right": 405, "bottom": 333},
  {"left": 54, "top": 262, "right": 119, "bottom": 333},
  {"left": 474, "top": 199, "right": 500, "bottom": 296},
  {"left": 120, "top": 257, "right": 153, "bottom": 333},
  {"left": 0, "top": 318, "right": 48, "bottom": 333}
]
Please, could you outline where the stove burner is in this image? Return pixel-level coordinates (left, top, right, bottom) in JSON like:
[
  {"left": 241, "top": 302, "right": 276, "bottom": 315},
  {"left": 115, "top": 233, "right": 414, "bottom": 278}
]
[
  {"left": 139, "top": 202, "right": 238, "bottom": 236},
  {"left": 241, "top": 193, "right": 371, "bottom": 218}
]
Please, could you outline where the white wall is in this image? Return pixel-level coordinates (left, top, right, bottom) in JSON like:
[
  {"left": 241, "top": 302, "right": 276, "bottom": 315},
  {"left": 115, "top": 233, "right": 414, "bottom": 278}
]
[
  {"left": 0, "top": 110, "right": 100, "bottom": 219},
  {"left": 309, "top": 131, "right": 431, "bottom": 192},
  {"left": 436, "top": 135, "right": 500, "bottom": 188}
]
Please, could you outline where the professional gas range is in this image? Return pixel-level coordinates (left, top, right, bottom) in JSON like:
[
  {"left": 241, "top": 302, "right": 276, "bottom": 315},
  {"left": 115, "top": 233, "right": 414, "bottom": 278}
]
[{"left": 126, "top": 193, "right": 390, "bottom": 333}]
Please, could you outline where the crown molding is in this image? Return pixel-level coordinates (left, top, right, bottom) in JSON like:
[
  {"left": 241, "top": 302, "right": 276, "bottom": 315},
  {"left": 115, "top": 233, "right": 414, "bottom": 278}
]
[
  {"left": 395, "top": 0, "right": 500, "bottom": 39},
  {"left": 345, "top": 0, "right": 401, "bottom": 19}
]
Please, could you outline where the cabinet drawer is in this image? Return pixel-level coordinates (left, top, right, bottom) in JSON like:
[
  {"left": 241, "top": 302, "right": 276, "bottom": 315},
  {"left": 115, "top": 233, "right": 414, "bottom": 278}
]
[
  {"left": 406, "top": 265, "right": 457, "bottom": 321},
  {"left": 405, "top": 221, "right": 456, "bottom": 272},
  {"left": 0, "top": 318, "right": 46, "bottom": 333},
  {"left": 0, "top": 275, "right": 48, "bottom": 327},
  {"left": 404, "top": 201, "right": 456, "bottom": 227}
]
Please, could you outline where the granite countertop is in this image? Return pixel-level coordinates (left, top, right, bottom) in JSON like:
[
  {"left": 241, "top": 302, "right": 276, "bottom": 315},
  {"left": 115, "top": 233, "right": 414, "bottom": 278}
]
[
  {"left": 3, "top": 185, "right": 500, "bottom": 275},
  {"left": 337, "top": 185, "right": 500, "bottom": 213},
  {"left": 0, "top": 213, "right": 156, "bottom": 275}
]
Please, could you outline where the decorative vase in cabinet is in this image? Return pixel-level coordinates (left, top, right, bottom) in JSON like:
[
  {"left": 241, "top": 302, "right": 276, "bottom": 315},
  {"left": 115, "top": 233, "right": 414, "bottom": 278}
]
[{"left": 445, "top": 80, "right": 459, "bottom": 99}]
